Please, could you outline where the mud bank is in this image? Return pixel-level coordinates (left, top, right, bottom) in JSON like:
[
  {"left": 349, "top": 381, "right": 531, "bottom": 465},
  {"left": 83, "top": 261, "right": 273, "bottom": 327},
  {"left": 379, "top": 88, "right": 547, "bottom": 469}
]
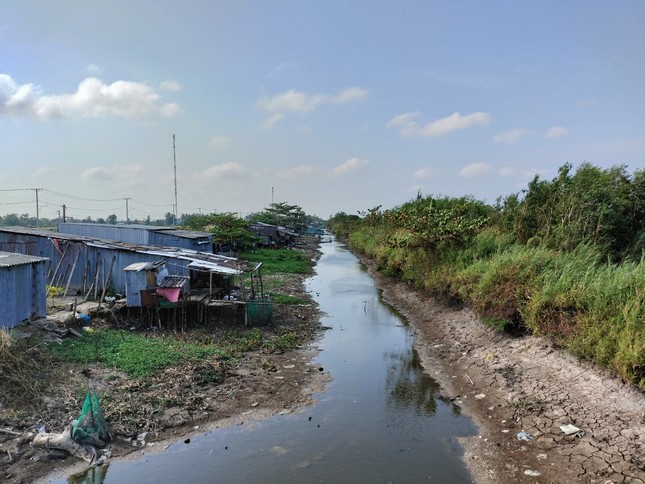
[{"left": 363, "top": 256, "right": 645, "bottom": 484}]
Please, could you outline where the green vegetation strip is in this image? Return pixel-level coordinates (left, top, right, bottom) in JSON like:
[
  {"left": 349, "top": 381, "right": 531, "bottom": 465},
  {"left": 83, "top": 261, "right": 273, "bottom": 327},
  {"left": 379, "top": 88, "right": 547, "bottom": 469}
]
[
  {"left": 49, "top": 330, "right": 224, "bottom": 378},
  {"left": 239, "top": 248, "right": 314, "bottom": 274},
  {"left": 328, "top": 162, "right": 645, "bottom": 389}
]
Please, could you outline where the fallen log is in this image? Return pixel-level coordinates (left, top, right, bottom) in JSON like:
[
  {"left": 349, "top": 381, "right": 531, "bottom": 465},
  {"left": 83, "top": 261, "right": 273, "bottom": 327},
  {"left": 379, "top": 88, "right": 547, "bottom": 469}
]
[{"left": 32, "top": 424, "right": 97, "bottom": 463}]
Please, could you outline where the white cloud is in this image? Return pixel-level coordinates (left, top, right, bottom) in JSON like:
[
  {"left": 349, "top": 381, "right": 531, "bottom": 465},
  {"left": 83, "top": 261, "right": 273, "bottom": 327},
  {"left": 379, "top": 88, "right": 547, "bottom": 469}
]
[
  {"left": 498, "top": 166, "right": 518, "bottom": 177},
  {"left": 0, "top": 74, "right": 182, "bottom": 120},
  {"left": 201, "top": 162, "right": 248, "bottom": 181},
  {"left": 80, "top": 166, "right": 113, "bottom": 181},
  {"left": 330, "top": 87, "right": 369, "bottom": 104},
  {"left": 388, "top": 111, "right": 492, "bottom": 137},
  {"left": 210, "top": 136, "right": 230, "bottom": 147},
  {"left": 545, "top": 126, "right": 570, "bottom": 138},
  {"left": 79, "top": 164, "right": 145, "bottom": 190},
  {"left": 160, "top": 80, "right": 182, "bottom": 91},
  {"left": 277, "top": 164, "right": 318, "bottom": 178},
  {"left": 459, "top": 162, "right": 491, "bottom": 177},
  {"left": 493, "top": 128, "right": 530, "bottom": 144},
  {"left": 267, "top": 62, "right": 295, "bottom": 78},
  {"left": 329, "top": 157, "right": 369, "bottom": 177},
  {"left": 32, "top": 166, "right": 57, "bottom": 178},
  {"left": 261, "top": 113, "right": 285, "bottom": 130},
  {"left": 413, "top": 167, "right": 433, "bottom": 179},
  {"left": 86, "top": 64, "right": 102, "bottom": 74},
  {"left": 256, "top": 87, "right": 368, "bottom": 114}
]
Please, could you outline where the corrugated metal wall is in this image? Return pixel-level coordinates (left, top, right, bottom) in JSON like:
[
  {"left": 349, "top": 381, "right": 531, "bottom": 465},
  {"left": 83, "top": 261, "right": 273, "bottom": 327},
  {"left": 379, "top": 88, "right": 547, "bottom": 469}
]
[
  {"left": 0, "top": 261, "right": 47, "bottom": 329},
  {"left": 0, "top": 231, "right": 193, "bottom": 296},
  {"left": 58, "top": 223, "right": 213, "bottom": 252},
  {"left": 58, "top": 223, "right": 151, "bottom": 245},
  {"left": 149, "top": 232, "right": 210, "bottom": 251}
]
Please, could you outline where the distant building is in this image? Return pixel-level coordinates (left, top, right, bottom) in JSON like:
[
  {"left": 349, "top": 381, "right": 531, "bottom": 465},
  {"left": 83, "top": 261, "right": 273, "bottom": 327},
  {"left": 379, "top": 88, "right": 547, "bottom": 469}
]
[
  {"left": 57, "top": 222, "right": 213, "bottom": 253},
  {"left": 0, "top": 227, "right": 246, "bottom": 297},
  {"left": 0, "top": 251, "right": 48, "bottom": 329},
  {"left": 249, "top": 222, "right": 299, "bottom": 247}
]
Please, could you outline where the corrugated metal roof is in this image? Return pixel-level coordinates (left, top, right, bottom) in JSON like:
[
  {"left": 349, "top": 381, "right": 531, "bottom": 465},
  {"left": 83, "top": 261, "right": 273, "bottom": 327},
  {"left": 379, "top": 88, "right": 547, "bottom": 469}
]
[
  {"left": 124, "top": 261, "right": 167, "bottom": 272},
  {"left": 0, "top": 251, "right": 48, "bottom": 267},
  {"left": 0, "top": 226, "right": 247, "bottom": 276},
  {"left": 154, "top": 229, "right": 213, "bottom": 240},
  {"left": 158, "top": 275, "right": 189, "bottom": 288}
]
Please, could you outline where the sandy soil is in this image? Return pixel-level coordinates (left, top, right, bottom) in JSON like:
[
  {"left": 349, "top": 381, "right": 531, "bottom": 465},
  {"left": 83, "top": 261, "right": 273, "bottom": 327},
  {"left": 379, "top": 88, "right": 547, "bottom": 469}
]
[{"left": 364, "top": 257, "right": 645, "bottom": 483}]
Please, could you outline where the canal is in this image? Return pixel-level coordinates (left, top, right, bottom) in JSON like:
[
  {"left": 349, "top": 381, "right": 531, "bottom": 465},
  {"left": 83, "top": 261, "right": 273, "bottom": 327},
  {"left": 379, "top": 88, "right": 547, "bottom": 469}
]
[{"left": 59, "top": 238, "right": 476, "bottom": 483}]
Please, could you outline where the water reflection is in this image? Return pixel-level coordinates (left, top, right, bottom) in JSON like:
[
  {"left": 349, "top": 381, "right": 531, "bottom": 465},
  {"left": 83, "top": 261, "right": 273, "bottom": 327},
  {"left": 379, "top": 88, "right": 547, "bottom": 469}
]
[
  {"left": 52, "top": 237, "right": 475, "bottom": 483},
  {"left": 387, "top": 348, "right": 441, "bottom": 415}
]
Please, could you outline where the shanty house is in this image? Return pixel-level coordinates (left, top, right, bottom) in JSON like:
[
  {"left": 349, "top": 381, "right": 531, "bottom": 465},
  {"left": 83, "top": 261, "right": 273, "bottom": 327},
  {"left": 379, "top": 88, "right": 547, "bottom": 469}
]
[
  {"left": 0, "top": 227, "right": 247, "bottom": 299},
  {"left": 249, "top": 222, "right": 299, "bottom": 247},
  {"left": 0, "top": 251, "right": 48, "bottom": 329},
  {"left": 57, "top": 223, "right": 214, "bottom": 253}
]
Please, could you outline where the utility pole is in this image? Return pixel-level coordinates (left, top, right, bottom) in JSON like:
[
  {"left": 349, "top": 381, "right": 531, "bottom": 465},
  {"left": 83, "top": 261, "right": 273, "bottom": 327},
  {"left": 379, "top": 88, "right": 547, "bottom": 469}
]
[
  {"left": 62, "top": 204, "right": 66, "bottom": 223},
  {"left": 32, "top": 188, "right": 43, "bottom": 228},
  {"left": 124, "top": 197, "right": 131, "bottom": 224},
  {"left": 173, "top": 134, "right": 178, "bottom": 226}
]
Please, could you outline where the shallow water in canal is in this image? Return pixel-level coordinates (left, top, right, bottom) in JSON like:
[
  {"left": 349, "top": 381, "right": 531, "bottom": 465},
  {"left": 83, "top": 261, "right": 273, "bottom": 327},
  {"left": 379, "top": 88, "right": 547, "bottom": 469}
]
[{"left": 57, "top": 238, "right": 476, "bottom": 483}]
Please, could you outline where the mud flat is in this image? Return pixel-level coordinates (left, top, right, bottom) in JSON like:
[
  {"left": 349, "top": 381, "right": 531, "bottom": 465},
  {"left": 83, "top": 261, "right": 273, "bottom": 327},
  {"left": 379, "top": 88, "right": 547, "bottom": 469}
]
[{"left": 364, "top": 256, "right": 645, "bottom": 484}]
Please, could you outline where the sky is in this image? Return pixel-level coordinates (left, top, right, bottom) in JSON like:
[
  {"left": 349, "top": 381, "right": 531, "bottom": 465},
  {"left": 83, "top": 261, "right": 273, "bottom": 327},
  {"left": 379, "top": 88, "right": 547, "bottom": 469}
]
[{"left": 1, "top": 1, "right": 644, "bottom": 221}]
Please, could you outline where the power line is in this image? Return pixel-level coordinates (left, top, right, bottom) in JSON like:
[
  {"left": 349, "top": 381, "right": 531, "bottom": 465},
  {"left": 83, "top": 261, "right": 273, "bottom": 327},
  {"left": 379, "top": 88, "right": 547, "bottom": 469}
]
[{"left": 42, "top": 188, "right": 122, "bottom": 202}]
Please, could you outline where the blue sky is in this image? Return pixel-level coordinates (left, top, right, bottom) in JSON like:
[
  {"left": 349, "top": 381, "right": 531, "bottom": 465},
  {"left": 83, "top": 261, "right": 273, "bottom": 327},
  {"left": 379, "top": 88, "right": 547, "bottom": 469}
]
[{"left": 1, "top": 1, "right": 644, "bottom": 221}]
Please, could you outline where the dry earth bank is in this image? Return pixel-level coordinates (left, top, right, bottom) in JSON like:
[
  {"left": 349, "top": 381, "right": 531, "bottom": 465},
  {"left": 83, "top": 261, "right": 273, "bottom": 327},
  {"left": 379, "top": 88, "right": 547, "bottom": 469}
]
[
  {"left": 1, "top": 238, "right": 329, "bottom": 483},
  {"left": 362, "top": 254, "right": 645, "bottom": 483}
]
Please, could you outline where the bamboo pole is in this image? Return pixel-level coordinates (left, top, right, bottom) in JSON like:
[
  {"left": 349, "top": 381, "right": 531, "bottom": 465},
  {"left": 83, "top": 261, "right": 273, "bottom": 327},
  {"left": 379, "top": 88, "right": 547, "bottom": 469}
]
[
  {"left": 99, "top": 255, "right": 116, "bottom": 306},
  {"left": 62, "top": 249, "right": 81, "bottom": 299},
  {"left": 49, "top": 244, "right": 68, "bottom": 286}
]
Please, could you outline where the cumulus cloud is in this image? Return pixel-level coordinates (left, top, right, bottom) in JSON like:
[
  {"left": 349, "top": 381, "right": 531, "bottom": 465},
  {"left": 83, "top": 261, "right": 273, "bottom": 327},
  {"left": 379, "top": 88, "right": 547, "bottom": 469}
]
[
  {"left": 493, "top": 128, "right": 530, "bottom": 144},
  {"left": 86, "top": 64, "right": 102, "bottom": 74},
  {"left": 210, "top": 135, "right": 230, "bottom": 147},
  {"left": 277, "top": 164, "right": 319, "bottom": 178},
  {"left": 160, "top": 80, "right": 181, "bottom": 91},
  {"left": 388, "top": 111, "right": 491, "bottom": 137},
  {"left": 330, "top": 87, "right": 369, "bottom": 104},
  {"left": 80, "top": 166, "right": 113, "bottom": 181},
  {"left": 329, "top": 157, "right": 369, "bottom": 177},
  {"left": 79, "top": 164, "right": 145, "bottom": 189},
  {"left": 261, "top": 113, "right": 285, "bottom": 130},
  {"left": 414, "top": 167, "right": 433, "bottom": 179},
  {"left": 201, "top": 162, "right": 248, "bottom": 180},
  {"left": 0, "top": 74, "right": 182, "bottom": 120},
  {"left": 459, "top": 162, "right": 491, "bottom": 177},
  {"left": 256, "top": 87, "right": 368, "bottom": 114},
  {"left": 545, "top": 126, "right": 570, "bottom": 138},
  {"left": 498, "top": 166, "right": 518, "bottom": 177}
]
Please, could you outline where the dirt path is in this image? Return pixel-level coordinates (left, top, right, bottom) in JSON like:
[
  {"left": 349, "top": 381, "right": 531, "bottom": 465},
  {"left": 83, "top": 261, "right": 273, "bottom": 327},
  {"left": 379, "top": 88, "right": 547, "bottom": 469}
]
[{"left": 366, "top": 258, "right": 645, "bottom": 484}]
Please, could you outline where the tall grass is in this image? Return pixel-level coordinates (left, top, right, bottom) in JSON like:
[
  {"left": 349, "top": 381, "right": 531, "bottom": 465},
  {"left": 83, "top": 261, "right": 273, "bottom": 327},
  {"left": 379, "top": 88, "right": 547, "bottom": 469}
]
[{"left": 339, "top": 225, "right": 645, "bottom": 389}]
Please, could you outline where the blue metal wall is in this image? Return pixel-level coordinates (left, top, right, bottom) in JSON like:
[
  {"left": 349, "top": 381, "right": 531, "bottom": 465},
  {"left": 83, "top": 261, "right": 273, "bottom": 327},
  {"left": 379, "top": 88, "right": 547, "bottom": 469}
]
[
  {"left": 0, "top": 231, "right": 193, "bottom": 296},
  {"left": 0, "top": 260, "right": 47, "bottom": 329},
  {"left": 58, "top": 223, "right": 151, "bottom": 244}
]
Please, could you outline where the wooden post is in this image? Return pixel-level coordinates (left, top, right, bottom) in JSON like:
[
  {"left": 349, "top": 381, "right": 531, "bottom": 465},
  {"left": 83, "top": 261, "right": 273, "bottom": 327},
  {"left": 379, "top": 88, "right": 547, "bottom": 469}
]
[
  {"left": 49, "top": 244, "right": 68, "bottom": 286},
  {"left": 93, "top": 258, "right": 101, "bottom": 301},
  {"left": 99, "top": 255, "right": 116, "bottom": 306},
  {"left": 62, "top": 249, "right": 81, "bottom": 299}
]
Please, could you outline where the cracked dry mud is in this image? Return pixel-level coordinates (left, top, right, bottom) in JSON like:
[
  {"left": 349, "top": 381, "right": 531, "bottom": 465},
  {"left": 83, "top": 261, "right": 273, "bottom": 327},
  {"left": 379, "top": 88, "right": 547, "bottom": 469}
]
[{"left": 366, "top": 260, "right": 645, "bottom": 484}]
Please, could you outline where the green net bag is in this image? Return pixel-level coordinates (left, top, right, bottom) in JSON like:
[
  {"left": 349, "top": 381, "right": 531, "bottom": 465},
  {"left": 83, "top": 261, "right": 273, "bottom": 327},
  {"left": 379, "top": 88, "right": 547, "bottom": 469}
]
[{"left": 71, "top": 389, "right": 111, "bottom": 447}]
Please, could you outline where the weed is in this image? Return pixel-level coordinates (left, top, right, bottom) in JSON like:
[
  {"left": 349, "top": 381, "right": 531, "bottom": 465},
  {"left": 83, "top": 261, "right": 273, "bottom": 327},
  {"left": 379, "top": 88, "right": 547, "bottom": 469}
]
[
  {"left": 239, "top": 249, "right": 314, "bottom": 274},
  {"left": 269, "top": 293, "right": 307, "bottom": 304}
]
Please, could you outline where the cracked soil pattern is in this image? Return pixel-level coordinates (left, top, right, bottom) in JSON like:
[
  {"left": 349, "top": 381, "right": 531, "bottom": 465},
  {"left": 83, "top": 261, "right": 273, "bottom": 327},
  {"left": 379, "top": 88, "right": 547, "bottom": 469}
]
[{"left": 365, "top": 258, "right": 645, "bottom": 484}]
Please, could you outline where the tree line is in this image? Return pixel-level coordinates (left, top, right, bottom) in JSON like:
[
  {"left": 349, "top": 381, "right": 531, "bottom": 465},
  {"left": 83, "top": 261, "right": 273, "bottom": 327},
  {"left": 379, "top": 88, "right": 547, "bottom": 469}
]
[{"left": 328, "top": 162, "right": 645, "bottom": 389}]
